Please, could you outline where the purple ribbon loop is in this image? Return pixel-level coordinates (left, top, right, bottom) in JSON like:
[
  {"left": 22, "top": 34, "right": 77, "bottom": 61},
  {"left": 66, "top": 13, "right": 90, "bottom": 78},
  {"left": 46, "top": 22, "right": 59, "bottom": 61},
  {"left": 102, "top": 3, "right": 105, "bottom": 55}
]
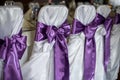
[
  {"left": 0, "top": 34, "right": 27, "bottom": 80},
  {"left": 35, "top": 21, "right": 70, "bottom": 80},
  {"left": 72, "top": 14, "right": 105, "bottom": 80}
]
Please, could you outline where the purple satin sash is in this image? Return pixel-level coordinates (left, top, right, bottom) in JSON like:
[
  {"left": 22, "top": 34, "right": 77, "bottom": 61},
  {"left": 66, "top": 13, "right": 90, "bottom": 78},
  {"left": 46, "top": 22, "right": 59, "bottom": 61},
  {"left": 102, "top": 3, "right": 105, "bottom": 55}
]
[
  {"left": 72, "top": 14, "right": 105, "bottom": 80},
  {"left": 104, "top": 17, "right": 113, "bottom": 71},
  {"left": 35, "top": 21, "right": 70, "bottom": 80},
  {"left": 0, "top": 33, "right": 27, "bottom": 80}
]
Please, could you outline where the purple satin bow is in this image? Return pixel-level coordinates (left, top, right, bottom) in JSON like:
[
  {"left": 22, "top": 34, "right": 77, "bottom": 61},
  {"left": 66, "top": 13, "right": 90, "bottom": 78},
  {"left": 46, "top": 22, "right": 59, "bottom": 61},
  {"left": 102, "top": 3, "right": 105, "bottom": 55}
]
[
  {"left": 0, "top": 34, "right": 27, "bottom": 80},
  {"left": 35, "top": 21, "right": 70, "bottom": 80},
  {"left": 72, "top": 14, "right": 105, "bottom": 80},
  {"left": 104, "top": 17, "right": 113, "bottom": 71}
]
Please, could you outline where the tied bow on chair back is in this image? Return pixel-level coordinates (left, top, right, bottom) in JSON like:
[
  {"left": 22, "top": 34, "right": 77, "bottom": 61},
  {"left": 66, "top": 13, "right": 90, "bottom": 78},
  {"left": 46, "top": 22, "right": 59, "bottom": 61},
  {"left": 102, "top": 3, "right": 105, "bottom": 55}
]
[
  {"left": 72, "top": 13, "right": 105, "bottom": 80},
  {"left": 0, "top": 7, "right": 27, "bottom": 80},
  {"left": 35, "top": 21, "right": 70, "bottom": 80},
  {"left": 35, "top": 5, "right": 70, "bottom": 80}
]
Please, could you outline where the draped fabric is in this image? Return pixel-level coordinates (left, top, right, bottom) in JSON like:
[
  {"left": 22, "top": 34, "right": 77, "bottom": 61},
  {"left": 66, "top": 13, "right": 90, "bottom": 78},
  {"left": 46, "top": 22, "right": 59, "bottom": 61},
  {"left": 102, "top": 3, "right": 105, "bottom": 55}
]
[
  {"left": 22, "top": 5, "right": 69, "bottom": 80},
  {"left": 106, "top": 12, "right": 120, "bottom": 80},
  {"left": 0, "top": 6, "right": 27, "bottom": 80}
]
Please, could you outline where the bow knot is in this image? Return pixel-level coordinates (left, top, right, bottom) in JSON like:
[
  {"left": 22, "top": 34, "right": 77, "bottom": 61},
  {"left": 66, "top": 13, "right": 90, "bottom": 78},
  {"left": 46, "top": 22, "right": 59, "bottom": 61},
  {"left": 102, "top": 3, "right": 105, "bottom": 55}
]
[
  {"left": 12, "top": 35, "right": 27, "bottom": 59},
  {"left": 46, "top": 24, "right": 70, "bottom": 43},
  {"left": 0, "top": 34, "right": 27, "bottom": 60}
]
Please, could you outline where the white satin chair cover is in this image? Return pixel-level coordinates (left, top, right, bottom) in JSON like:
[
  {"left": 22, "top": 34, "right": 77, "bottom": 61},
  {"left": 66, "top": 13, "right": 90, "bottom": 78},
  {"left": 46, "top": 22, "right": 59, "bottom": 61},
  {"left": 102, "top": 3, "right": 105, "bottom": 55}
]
[
  {"left": 0, "top": 6, "right": 23, "bottom": 80},
  {"left": 94, "top": 5, "right": 111, "bottom": 80},
  {"left": 106, "top": 8, "right": 120, "bottom": 80},
  {"left": 68, "top": 5, "right": 96, "bottom": 80},
  {"left": 22, "top": 5, "right": 68, "bottom": 80}
]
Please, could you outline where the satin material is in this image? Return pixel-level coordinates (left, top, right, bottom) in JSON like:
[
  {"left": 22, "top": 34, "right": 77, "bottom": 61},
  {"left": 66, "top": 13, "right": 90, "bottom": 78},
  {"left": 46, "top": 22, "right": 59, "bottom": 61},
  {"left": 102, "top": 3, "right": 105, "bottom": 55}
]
[
  {"left": 35, "top": 21, "right": 70, "bottom": 80},
  {"left": 72, "top": 14, "right": 105, "bottom": 80},
  {"left": 0, "top": 33, "right": 27, "bottom": 80},
  {"left": 104, "top": 17, "right": 113, "bottom": 71}
]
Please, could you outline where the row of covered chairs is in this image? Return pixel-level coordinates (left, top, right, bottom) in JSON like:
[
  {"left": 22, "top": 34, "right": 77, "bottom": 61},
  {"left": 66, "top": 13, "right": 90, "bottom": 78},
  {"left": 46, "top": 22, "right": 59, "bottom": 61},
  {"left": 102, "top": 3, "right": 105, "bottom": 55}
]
[{"left": 0, "top": 4, "right": 120, "bottom": 80}]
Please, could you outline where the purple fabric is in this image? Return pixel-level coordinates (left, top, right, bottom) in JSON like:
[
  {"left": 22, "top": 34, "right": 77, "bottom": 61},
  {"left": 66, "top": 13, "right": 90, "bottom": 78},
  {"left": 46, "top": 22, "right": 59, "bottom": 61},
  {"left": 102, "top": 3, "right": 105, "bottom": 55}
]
[
  {"left": 104, "top": 17, "right": 113, "bottom": 71},
  {"left": 115, "top": 13, "right": 120, "bottom": 24},
  {"left": 0, "top": 33, "right": 27, "bottom": 80},
  {"left": 35, "top": 21, "right": 70, "bottom": 80},
  {"left": 72, "top": 14, "right": 105, "bottom": 80}
]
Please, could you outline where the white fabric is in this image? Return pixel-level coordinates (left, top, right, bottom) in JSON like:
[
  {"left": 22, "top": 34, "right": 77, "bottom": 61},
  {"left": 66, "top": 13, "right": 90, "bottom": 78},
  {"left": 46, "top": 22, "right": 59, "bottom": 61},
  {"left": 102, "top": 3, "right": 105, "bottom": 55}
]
[
  {"left": 0, "top": 6, "right": 23, "bottom": 80},
  {"left": 22, "top": 5, "right": 68, "bottom": 80},
  {"left": 106, "top": 10, "right": 120, "bottom": 80},
  {"left": 38, "top": 5, "right": 68, "bottom": 27},
  {"left": 74, "top": 5, "right": 96, "bottom": 25},
  {"left": 68, "top": 5, "right": 96, "bottom": 80},
  {"left": 0, "top": 6, "right": 23, "bottom": 39},
  {"left": 109, "top": 0, "right": 120, "bottom": 7},
  {"left": 94, "top": 5, "right": 111, "bottom": 80},
  {"left": 14, "top": 2, "right": 24, "bottom": 9}
]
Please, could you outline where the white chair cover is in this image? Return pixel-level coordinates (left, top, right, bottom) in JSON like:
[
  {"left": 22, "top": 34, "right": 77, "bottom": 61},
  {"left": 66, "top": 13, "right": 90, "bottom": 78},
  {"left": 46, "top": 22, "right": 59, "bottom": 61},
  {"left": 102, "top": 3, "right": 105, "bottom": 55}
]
[
  {"left": 22, "top": 5, "right": 68, "bottom": 80},
  {"left": 0, "top": 6, "right": 23, "bottom": 80},
  {"left": 68, "top": 5, "right": 96, "bottom": 80},
  {"left": 68, "top": 5, "right": 111, "bottom": 80},
  {"left": 94, "top": 5, "right": 111, "bottom": 80},
  {"left": 106, "top": 8, "right": 120, "bottom": 80}
]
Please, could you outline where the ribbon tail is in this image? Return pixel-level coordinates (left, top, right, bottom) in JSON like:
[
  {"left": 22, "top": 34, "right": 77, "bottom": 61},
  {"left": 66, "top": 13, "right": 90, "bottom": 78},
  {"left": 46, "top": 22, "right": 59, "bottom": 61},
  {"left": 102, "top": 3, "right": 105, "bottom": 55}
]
[
  {"left": 3, "top": 44, "right": 23, "bottom": 80},
  {"left": 104, "top": 35, "right": 111, "bottom": 71},
  {"left": 84, "top": 38, "right": 96, "bottom": 80},
  {"left": 4, "top": 56, "right": 22, "bottom": 80},
  {"left": 104, "top": 18, "right": 113, "bottom": 71},
  {"left": 54, "top": 34, "right": 69, "bottom": 80}
]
